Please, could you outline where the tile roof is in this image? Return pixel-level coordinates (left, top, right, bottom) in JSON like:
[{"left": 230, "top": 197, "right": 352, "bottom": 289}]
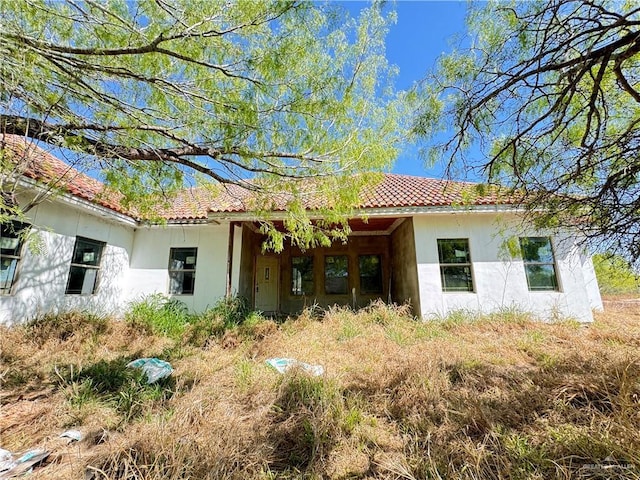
[
  {"left": 2, "top": 134, "right": 514, "bottom": 222},
  {"left": 2, "top": 134, "right": 127, "bottom": 215},
  {"left": 358, "top": 173, "right": 509, "bottom": 209}
]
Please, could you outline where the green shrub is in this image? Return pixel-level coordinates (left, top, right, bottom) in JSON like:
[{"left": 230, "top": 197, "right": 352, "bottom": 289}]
[
  {"left": 125, "top": 294, "right": 192, "bottom": 338},
  {"left": 181, "top": 296, "right": 256, "bottom": 346},
  {"left": 593, "top": 253, "right": 640, "bottom": 294},
  {"left": 205, "top": 294, "right": 250, "bottom": 328}
]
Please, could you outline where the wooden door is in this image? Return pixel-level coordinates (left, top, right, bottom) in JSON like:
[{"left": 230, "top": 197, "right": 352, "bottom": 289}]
[{"left": 255, "top": 256, "right": 279, "bottom": 312}]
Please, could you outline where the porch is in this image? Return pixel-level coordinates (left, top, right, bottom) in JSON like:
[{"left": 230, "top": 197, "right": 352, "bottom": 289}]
[{"left": 235, "top": 217, "right": 421, "bottom": 315}]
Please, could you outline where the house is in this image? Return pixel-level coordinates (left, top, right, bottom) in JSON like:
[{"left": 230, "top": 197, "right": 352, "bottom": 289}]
[{"left": 0, "top": 135, "right": 603, "bottom": 324}]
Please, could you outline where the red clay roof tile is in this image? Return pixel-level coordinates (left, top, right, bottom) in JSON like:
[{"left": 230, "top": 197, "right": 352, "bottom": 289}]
[
  {"left": 2, "top": 134, "right": 514, "bottom": 221},
  {"left": 2, "top": 134, "right": 129, "bottom": 215}
]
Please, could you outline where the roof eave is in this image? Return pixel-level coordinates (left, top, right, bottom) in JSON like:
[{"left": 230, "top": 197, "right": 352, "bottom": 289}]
[
  {"left": 206, "top": 203, "right": 525, "bottom": 222},
  {"left": 14, "top": 176, "right": 139, "bottom": 228}
]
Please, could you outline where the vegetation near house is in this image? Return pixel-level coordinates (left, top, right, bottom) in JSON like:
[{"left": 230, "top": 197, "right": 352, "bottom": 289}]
[
  {"left": 1, "top": 300, "right": 639, "bottom": 479},
  {"left": 593, "top": 253, "right": 640, "bottom": 295},
  {"left": 0, "top": 1, "right": 403, "bottom": 246},
  {"left": 418, "top": 0, "right": 640, "bottom": 260}
]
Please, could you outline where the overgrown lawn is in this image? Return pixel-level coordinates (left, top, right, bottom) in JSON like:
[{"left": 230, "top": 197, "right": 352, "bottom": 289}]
[{"left": 1, "top": 299, "right": 639, "bottom": 479}]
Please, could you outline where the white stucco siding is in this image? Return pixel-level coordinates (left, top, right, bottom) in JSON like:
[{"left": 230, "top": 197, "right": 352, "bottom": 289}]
[
  {"left": 126, "top": 223, "right": 236, "bottom": 312},
  {"left": 412, "top": 212, "right": 598, "bottom": 322},
  {"left": 580, "top": 253, "right": 604, "bottom": 311},
  {"left": 1, "top": 199, "right": 134, "bottom": 324}
]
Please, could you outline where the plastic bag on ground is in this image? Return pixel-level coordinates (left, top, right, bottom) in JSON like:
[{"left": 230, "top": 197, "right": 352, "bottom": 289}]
[
  {"left": 266, "top": 357, "right": 324, "bottom": 376},
  {"left": 126, "top": 358, "right": 173, "bottom": 383},
  {"left": 59, "top": 429, "right": 83, "bottom": 442},
  {"left": 0, "top": 449, "right": 49, "bottom": 479}
]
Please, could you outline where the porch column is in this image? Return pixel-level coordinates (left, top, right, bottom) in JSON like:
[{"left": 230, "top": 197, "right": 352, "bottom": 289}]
[{"left": 226, "top": 222, "right": 236, "bottom": 297}]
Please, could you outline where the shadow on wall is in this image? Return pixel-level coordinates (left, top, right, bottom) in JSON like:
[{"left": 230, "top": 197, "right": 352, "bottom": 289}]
[{"left": 5, "top": 233, "right": 129, "bottom": 325}]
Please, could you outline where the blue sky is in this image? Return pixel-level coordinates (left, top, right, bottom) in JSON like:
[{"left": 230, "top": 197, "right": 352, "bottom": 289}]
[{"left": 344, "top": 1, "right": 470, "bottom": 178}]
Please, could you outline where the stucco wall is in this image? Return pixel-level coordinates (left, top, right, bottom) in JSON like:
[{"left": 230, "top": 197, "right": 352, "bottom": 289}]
[
  {"left": 1, "top": 199, "right": 134, "bottom": 324},
  {"left": 1, "top": 197, "right": 603, "bottom": 325},
  {"left": 412, "top": 212, "right": 602, "bottom": 322},
  {"left": 390, "top": 217, "right": 421, "bottom": 315},
  {"left": 125, "top": 222, "right": 239, "bottom": 312}
]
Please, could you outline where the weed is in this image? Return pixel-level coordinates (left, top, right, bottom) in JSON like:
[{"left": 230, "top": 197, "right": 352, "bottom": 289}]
[
  {"left": 488, "top": 305, "right": 534, "bottom": 324},
  {"left": 271, "top": 372, "right": 343, "bottom": 470},
  {"left": 3, "top": 303, "right": 640, "bottom": 479},
  {"left": 385, "top": 326, "right": 408, "bottom": 346},
  {"left": 364, "top": 299, "right": 412, "bottom": 326},
  {"left": 413, "top": 321, "right": 449, "bottom": 340},
  {"left": 336, "top": 317, "right": 360, "bottom": 341},
  {"left": 126, "top": 294, "right": 192, "bottom": 338},
  {"left": 431, "top": 308, "right": 481, "bottom": 327},
  {"left": 341, "top": 405, "right": 364, "bottom": 434},
  {"left": 235, "top": 357, "right": 255, "bottom": 391},
  {"left": 205, "top": 294, "right": 250, "bottom": 328},
  {"left": 25, "top": 310, "right": 108, "bottom": 345},
  {"left": 52, "top": 356, "right": 175, "bottom": 424}
]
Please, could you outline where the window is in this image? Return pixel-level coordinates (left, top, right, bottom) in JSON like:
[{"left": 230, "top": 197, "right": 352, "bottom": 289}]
[
  {"left": 359, "top": 255, "right": 382, "bottom": 294},
  {"left": 437, "top": 238, "right": 474, "bottom": 292},
  {"left": 1, "top": 221, "right": 29, "bottom": 295},
  {"left": 325, "top": 255, "right": 348, "bottom": 294},
  {"left": 519, "top": 237, "right": 559, "bottom": 291},
  {"left": 66, "top": 237, "right": 105, "bottom": 294},
  {"left": 291, "top": 256, "right": 314, "bottom": 295},
  {"left": 168, "top": 247, "right": 197, "bottom": 295}
]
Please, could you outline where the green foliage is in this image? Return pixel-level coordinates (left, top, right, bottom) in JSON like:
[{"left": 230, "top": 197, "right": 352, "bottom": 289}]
[
  {"left": 205, "top": 295, "right": 250, "bottom": 329},
  {"left": 415, "top": 0, "right": 640, "bottom": 259},
  {"left": 126, "top": 294, "right": 261, "bottom": 346},
  {"left": 125, "top": 294, "right": 192, "bottom": 339},
  {"left": 1, "top": 1, "right": 405, "bottom": 247},
  {"left": 593, "top": 253, "right": 640, "bottom": 294},
  {"left": 498, "top": 236, "right": 522, "bottom": 261},
  {"left": 53, "top": 356, "right": 175, "bottom": 423}
]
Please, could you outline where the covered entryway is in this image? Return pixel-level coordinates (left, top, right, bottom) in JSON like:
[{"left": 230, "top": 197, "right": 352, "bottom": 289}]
[{"left": 237, "top": 217, "right": 421, "bottom": 315}]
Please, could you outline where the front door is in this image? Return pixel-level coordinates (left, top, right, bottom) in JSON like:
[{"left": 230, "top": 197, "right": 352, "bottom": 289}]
[{"left": 255, "top": 256, "right": 279, "bottom": 312}]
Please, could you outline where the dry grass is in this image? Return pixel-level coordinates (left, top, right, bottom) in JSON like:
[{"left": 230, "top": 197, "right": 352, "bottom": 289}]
[{"left": 1, "top": 300, "right": 639, "bottom": 479}]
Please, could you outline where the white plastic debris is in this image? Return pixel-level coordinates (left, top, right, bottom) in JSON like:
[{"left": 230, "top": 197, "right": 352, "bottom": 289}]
[
  {"left": 0, "top": 448, "right": 14, "bottom": 474},
  {"left": 266, "top": 358, "right": 324, "bottom": 376},
  {"left": 126, "top": 358, "right": 173, "bottom": 383},
  {"left": 0, "top": 449, "right": 49, "bottom": 478},
  {"left": 59, "top": 429, "right": 83, "bottom": 442}
]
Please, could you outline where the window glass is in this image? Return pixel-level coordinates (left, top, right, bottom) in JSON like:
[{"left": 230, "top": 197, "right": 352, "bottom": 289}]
[
  {"left": 359, "top": 255, "right": 382, "bottom": 294},
  {"left": 520, "top": 237, "right": 559, "bottom": 291},
  {"left": 0, "top": 221, "right": 29, "bottom": 294},
  {"left": 437, "top": 239, "right": 474, "bottom": 292},
  {"left": 438, "top": 238, "right": 471, "bottom": 264},
  {"left": 291, "top": 256, "right": 314, "bottom": 295},
  {"left": 169, "top": 247, "right": 197, "bottom": 295},
  {"left": 325, "top": 255, "right": 348, "bottom": 294},
  {"left": 66, "top": 237, "right": 105, "bottom": 294},
  {"left": 71, "top": 237, "right": 103, "bottom": 266}
]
